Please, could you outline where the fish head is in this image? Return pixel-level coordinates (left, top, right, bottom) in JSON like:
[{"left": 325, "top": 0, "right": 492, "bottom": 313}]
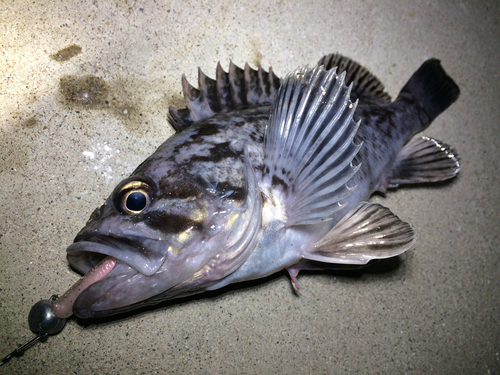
[{"left": 66, "top": 160, "right": 249, "bottom": 318}]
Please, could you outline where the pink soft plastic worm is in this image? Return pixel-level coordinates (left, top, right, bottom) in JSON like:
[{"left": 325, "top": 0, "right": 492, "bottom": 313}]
[{"left": 52, "top": 256, "right": 116, "bottom": 318}]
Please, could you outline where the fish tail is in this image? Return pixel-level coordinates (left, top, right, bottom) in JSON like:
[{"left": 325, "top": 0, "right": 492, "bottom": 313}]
[{"left": 397, "top": 59, "right": 460, "bottom": 124}]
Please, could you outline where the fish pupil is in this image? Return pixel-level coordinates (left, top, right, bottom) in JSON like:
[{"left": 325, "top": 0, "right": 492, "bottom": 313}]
[{"left": 126, "top": 191, "right": 147, "bottom": 211}]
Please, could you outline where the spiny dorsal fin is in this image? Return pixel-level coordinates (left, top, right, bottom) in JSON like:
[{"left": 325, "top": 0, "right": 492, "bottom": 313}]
[
  {"left": 263, "top": 65, "right": 361, "bottom": 226},
  {"left": 168, "top": 61, "right": 281, "bottom": 131},
  {"left": 318, "top": 53, "right": 392, "bottom": 104}
]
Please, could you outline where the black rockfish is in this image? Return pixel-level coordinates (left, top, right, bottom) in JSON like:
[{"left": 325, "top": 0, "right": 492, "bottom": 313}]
[{"left": 43, "top": 54, "right": 461, "bottom": 320}]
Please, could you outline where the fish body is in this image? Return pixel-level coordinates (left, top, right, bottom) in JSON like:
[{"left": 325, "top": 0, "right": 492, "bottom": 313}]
[{"left": 63, "top": 54, "right": 460, "bottom": 318}]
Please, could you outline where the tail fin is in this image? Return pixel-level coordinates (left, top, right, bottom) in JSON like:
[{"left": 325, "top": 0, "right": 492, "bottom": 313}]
[{"left": 398, "top": 59, "right": 460, "bottom": 123}]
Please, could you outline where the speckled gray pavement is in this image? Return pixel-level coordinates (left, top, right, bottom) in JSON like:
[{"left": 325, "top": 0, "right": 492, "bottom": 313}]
[{"left": 1, "top": 1, "right": 499, "bottom": 374}]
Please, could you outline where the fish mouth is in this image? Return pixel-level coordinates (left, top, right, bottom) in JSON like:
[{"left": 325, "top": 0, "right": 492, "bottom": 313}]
[
  {"left": 67, "top": 235, "right": 167, "bottom": 276},
  {"left": 66, "top": 231, "right": 226, "bottom": 318},
  {"left": 66, "top": 235, "right": 168, "bottom": 318}
]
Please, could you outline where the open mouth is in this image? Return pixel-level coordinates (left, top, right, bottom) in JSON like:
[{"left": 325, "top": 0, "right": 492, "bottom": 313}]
[
  {"left": 61, "top": 233, "right": 188, "bottom": 318},
  {"left": 61, "top": 231, "right": 222, "bottom": 318},
  {"left": 67, "top": 235, "right": 167, "bottom": 276},
  {"left": 60, "top": 236, "right": 156, "bottom": 319}
]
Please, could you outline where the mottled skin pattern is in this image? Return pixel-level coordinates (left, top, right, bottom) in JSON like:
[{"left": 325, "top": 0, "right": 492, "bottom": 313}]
[
  {"left": 349, "top": 91, "right": 430, "bottom": 206},
  {"left": 69, "top": 108, "right": 271, "bottom": 316},
  {"left": 66, "top": 58, "right": 459, "bottom": 318},
  {"left": 197, "top": 90, "right": 434, "bottom": 291},
  {"left": 71, "top": 95, "right": 425, "bottom": 317}
]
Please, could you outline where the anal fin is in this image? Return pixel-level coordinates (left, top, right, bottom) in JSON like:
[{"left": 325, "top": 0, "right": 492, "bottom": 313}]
[
  {"left": 385, "top": 136, "right": 460, "bottom": 188},
  {"left": 303, "top": 202, "right": 416, "bottom": 265}
]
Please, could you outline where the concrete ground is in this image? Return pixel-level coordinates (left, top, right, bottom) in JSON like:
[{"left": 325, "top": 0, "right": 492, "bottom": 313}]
[{"left": 1, "top": 1, "right": 499, "bottom": 374}]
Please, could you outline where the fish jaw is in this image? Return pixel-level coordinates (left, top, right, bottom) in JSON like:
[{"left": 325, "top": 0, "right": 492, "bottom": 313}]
[{"left": 66, "top": 227, "right": 229, "bottom": 318}]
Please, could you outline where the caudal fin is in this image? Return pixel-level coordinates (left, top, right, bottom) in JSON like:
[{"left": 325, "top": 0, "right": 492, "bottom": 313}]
[{"left": 398, "top": 59, "right": 460, "bottom": 123}]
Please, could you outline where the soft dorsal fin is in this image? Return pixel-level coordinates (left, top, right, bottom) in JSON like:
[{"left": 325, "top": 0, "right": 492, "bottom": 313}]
[
  {"left": 318, "top": 53, "right": 392, "bottom": 104},
  {"left": 262, "top": 65, "right": 361, "bottom": 226},
  {"left": 168, "top": 62, "right": 281, "bottom": 131}
]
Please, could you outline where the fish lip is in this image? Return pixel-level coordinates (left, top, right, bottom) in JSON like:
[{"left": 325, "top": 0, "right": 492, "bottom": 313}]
[
  {"left": 67, "top": 235, "right": 146, "bottom": 275},
  {"left": 68, "top": 232, "right": 168, "bottom": 276}
]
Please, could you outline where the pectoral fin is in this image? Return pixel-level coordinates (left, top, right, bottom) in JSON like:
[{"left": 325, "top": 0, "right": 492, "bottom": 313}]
[
  {"left": 303, "top": 202, "right": 416, "bottom": 265},
  {"left": 262, "top": 65, "right": 361, "bottom": 226}
]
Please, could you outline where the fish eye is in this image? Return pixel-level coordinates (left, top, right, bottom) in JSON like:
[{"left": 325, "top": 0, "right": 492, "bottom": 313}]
[
  {"left": 115, "top": 180, "right": 154, "bottom": 215},
  {"left": 123, "top": 190, "right": 148, "bottom": 212}
]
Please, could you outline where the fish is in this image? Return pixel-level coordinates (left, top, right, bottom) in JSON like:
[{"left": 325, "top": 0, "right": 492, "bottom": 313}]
[{"left": 47, "top": 53, "right": 461, "bottom": 320}]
